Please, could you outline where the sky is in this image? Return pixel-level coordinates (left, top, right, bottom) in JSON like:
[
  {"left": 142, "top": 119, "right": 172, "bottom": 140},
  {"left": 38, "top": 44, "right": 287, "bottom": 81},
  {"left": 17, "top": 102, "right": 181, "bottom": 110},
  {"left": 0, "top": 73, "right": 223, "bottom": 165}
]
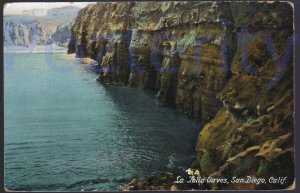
[{"left": 4, "top": 2, "right": 95, "bottom": 15}]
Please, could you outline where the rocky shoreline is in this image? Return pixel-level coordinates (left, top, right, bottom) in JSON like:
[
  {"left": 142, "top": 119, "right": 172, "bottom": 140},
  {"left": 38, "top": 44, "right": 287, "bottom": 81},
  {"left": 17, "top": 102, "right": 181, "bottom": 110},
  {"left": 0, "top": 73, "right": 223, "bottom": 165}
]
[{"left": 68, "top": 2, "right": 294, "bottom": 190}]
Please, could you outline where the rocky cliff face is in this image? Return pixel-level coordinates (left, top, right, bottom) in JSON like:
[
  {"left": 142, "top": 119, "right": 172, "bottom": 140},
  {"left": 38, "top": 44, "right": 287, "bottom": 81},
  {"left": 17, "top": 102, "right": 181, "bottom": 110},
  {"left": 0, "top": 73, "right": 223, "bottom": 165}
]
[
  {"left": 68, "top": 2, "right": 294, "bottom": 190},
  {"left": 4, "top": 6, "right": 81, "bottom": 49},
  {"left": 69, "top": 2, "right": 236, "bottom": 122},
  {"left": 196, "top": 2, "right": 294, "bottom": 190},
  {"left": 4, "top": 18, "right": 44, "bottom": 47}
]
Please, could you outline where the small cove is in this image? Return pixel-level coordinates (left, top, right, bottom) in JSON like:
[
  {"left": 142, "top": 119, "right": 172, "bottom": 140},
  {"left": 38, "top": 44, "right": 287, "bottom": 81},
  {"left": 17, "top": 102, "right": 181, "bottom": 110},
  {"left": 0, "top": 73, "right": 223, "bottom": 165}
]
[{"left": 4, "top": 53, "right": 201, "bottom": 191}]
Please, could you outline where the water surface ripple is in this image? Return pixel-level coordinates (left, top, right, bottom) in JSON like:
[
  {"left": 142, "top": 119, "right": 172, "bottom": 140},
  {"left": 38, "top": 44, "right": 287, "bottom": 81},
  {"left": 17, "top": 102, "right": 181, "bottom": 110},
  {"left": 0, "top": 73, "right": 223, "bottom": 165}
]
[{"left": 4, "top": 53, "right": 200, "bottom": 191}]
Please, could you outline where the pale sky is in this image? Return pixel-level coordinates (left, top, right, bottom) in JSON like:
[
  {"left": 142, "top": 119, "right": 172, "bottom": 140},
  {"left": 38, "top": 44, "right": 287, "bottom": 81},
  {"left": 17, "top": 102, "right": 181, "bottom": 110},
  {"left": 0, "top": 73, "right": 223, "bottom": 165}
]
[{"left": 4, "top": 2, "right": 95, "bottom": 15}]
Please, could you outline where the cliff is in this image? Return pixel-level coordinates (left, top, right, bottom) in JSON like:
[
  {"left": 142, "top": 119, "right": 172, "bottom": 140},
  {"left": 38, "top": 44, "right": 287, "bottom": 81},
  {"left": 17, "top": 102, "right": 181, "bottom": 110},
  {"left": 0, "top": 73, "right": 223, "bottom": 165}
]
[
  {"left": 68, "top": 2, "right": 294, "bottom": 190},
  {"left": 4, "top": 6, "right": 81, "bottom": 50}
]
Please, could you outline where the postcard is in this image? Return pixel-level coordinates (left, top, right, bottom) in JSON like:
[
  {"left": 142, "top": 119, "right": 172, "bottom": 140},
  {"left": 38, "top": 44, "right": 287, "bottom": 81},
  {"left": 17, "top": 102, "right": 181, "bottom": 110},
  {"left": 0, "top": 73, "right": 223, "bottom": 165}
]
[{"left": 3, "top": 1, "right": 296, "bottom": 191}]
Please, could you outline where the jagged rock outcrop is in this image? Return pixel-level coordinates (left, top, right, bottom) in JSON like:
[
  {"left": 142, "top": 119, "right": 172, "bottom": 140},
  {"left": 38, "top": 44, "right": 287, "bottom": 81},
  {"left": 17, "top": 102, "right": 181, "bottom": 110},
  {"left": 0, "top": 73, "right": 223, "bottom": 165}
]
[{"left": 68, "top": 1, "right": 294, "bottom": 190}]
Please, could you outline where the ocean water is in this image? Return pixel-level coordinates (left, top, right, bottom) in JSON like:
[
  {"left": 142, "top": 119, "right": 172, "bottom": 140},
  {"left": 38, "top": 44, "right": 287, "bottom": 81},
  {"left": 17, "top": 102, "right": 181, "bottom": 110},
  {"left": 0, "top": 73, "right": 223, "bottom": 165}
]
[{"left": 4, "top": 53, "right": 200, "bottom": 191}]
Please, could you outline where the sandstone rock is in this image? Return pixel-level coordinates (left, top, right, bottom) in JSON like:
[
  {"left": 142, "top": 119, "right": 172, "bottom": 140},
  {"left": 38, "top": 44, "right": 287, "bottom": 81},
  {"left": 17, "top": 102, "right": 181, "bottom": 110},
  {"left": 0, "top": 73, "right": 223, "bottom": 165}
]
[{"left": 68, "top": 1, "right": 294, "bottom": 190}]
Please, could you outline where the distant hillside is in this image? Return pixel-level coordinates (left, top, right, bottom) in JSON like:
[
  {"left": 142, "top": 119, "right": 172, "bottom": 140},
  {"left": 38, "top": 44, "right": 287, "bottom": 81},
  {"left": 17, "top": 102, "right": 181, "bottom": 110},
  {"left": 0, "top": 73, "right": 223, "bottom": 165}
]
[{"left": 4, "top": 6, "right": 81, "bottom": 51}]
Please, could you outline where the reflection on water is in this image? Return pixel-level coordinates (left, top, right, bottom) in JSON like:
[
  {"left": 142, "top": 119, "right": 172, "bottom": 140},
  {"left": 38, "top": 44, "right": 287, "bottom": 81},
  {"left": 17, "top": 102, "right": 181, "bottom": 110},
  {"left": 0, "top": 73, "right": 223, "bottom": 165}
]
[{"left": 4, "top": 53, "right": 201, "bottom": 191}]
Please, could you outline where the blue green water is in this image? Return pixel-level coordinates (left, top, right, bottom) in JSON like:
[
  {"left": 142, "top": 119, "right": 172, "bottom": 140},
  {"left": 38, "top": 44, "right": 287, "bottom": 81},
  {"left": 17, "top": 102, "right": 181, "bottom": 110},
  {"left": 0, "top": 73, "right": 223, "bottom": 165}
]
[{"left": 4, "top": 53, "right": 200, "bottom": 191}]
